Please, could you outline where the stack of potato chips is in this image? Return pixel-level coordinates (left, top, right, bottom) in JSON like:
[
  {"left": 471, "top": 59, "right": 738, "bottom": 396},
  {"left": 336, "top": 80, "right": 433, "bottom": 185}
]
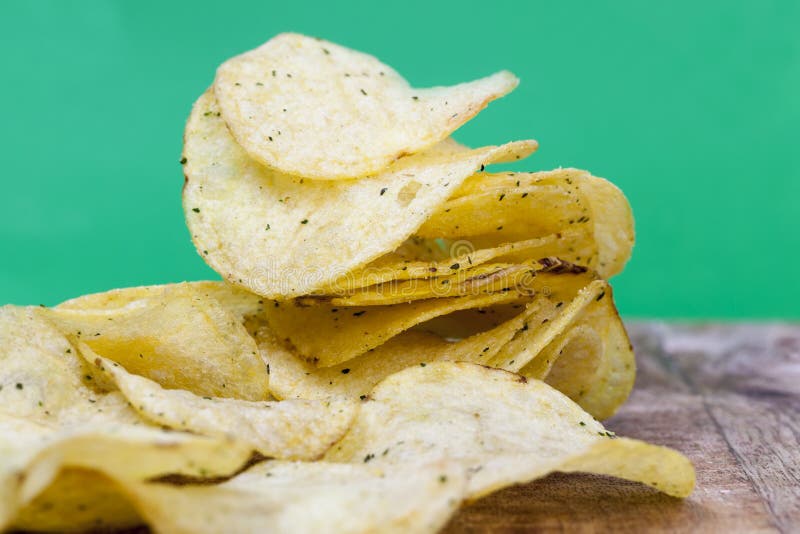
[{"left": 0, "top": 34, "right": 691, "bottom": 533}]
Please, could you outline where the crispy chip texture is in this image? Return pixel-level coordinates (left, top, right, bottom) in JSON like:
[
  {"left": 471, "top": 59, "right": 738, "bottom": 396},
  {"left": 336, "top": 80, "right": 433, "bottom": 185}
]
[
  {"left": 183, "top": 91, "right": 536, "bottom": 299},
  {"left": 11, "top": 469, "right": 141, "bottom": 532},
  {"left": 260, "top": 291, "right": 522, "bottom": 366},
  {"left": 326, "top": 362, "right": 694, "bottom": 500},
  {"left": 82, "top": 348, "right": 356, "bottom": 460},
  {"left": 319, "top": 261, "right": 535, "bottom": 306},
  {"left": 259, "top": 301, "right": 536, "bottom": 400},
  {"left": 119, "top": 460, "right": 465, "bottom": 534},
  {"left": 0, "top": 305, "right": 252, "bottom": 530},
  {"left": 48, "top": 283, "right": 270, "bottom": 400},
  {"left": 315, "top": 233, "right": 577, "bottom": 293},
  {"left": 58, "top": 281, "right": 264, "bottom": 320},
  {"left": 260, "top": 269, "right": 634, "bottom": 419},
  {"left": 418, "top": 170, "right": 635, "bottom": 277},
  {"left": 214, "top": 33, "right": 518, "bottom": 180}
]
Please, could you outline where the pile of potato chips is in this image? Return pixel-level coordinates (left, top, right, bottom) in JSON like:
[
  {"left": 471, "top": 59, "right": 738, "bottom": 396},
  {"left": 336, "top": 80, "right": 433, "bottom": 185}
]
[{"left": 0, "top": 34, "right": 693, "bottom": 532}]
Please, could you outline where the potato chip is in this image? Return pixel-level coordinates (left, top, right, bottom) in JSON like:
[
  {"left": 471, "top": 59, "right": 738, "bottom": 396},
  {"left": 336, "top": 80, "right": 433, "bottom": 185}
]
[
  {"left": 258, "top": 301, "right": 538, "bottom": 400},
  {"left": 46, "top": 283, "right": 269, "bottom": 400},
  {"left": 81, "top": 347, "right": 357, "bottom": 460},
  {"left": 11, "top": 469, "right": 141, "bottom": 532},
  {"left": 486, "top": 276, "right": 635, "bottom": 419},
  {"left": 259, "top": 291, "right": 523, "bottom": 366},
  {"left": 183, "top": 90, "right": 537, "bottom": 299},
  {"left": 58, "top": 281, "right": 264, "bottom": 320},
  {"left": 119, "top": 459, "right": 465, "bottom": 534},
  {"left": 325, "top": 362, "right": 694, "bottom": 500},
  {"left": 260, "top": 265, "right": 633, "bottom": 417},
  {"left": 214, "top": 33, "right": 518, "bottom": 180},
  {"left": 322, "top": 256, "right": 591, "bottom": 305},
  {"left": 418, "top": 169, "right": 635, "bottom": 277},
  {"left": 315, "top": 233, "right": 570, "bottom": 293},
  {"left": 0, "top": 414, "right": 252, "bottom": 531},
  {"left": 0, "top": 306, "right": 253, "bottom": 529},
  {"left": 318, "top": 261, "right": 539, "bottom": 306}
]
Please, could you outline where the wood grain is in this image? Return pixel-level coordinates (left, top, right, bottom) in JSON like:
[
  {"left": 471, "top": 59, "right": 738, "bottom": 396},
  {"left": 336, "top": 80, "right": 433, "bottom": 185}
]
[{"left": 444, "top": 322, "right": 800, "bottom": 533}]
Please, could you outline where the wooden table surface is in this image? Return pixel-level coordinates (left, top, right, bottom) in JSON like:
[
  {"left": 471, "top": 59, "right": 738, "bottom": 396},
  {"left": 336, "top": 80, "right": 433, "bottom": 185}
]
[{"left": 444, "top": 322, "right": 800, "bottom": 533}]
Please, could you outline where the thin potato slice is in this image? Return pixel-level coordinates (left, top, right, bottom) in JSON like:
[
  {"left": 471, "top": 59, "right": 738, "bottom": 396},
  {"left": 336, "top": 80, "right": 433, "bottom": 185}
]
[
  {"left": 183, "top": 90, "right": 537, "bottom": 299},
  {"left": 0, "top": 306, "right": 253, "bottom": 530},
  {"left": 319, "top": 256, "right": 585, "bottom": 306},
  {"left": 488, "top": 277, "right": 607, "bottom": 374},
  {"left": 214, "top": 33, "right": 518, "bottom": 180},
  {"left": 487, "top": 276, "right": 635, "bottom": 420},
  {"left": 46, "top": 283, "right": 269, "bottom": 400},
  {"left": 320, "top": 261, "right": 537, "bottom": 306},
  {"left": 81, "top": 347, "right": 357, "bottom": 460},
  {"left": 419, "top": 169, "right": 635, "bottom": 277},
  {"left": 119, "top": 460, "right": 465, "bottom": 534},
  {"left": 325, "top": 362, "right": 695, "bottom": 500},
  {"left": 544, "top": 291, "right": 635, "bottom": 421},
  {"left": 259, "top": 301, "right": 539, "bottom": 400},
  {"left": 315, "top": 231, "right": 588, "bottom": 295},
  {"left": 11, "top": 469, "right": 141, "bottom": 532},
  {"left": 420, "top": 183, "right": 581, "bottom": 239},
  {"left": 58, "top": 281, "right": 265, "bottom": 320},
  {"left": 0, "top": 414, "right": 252, "bottom": 531},
  {"left": 260, "top": 291, "right": 523, "bottom": 366},
  {"left": 260, "top": 267, "right": 634, "bottom": 418}
]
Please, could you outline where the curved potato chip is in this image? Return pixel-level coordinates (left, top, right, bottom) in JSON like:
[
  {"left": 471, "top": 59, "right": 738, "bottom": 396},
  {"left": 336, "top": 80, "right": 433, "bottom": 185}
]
[
  {"left": 487, "top": 276, "right": 635, "bottom": 419},
  {"left": 183, "top": 90, "right": 537, "bottom": 299},
  {"left": 418, "top": 170, "right": 634, "bottom": 277},
  {"left": 258, "top": 300, "right": 538, "bottom": 400},
  {"left": 46, "top": 284, "right": 269, "bottom": 400},
  {"left": 420, "top": 183, "right": 581, "bottom": 238},
  {"left": 548, "top": 291, "right": 635, "bottom": 421},
  {"left": 0, "top": 307, "right": 253, "bottom": 528},
  {"left": 81, "top": 347, "right": 357, "bottom": 460},
  {"left": 58, "top": 281, "right": 264, "bottom": 320},
  {"left": 0, "top": 305, "right": 93, "bottom": 424},
  {"left": 119, "top": 459, "right": 465, "bottom": 534},
  {"left": 325, "top": 362, "right": 694, "bottom": 500},
  {"left": 315, "top": 231, "right": 595, "bottom": 293},
  {"left": 260, "top": 291, "right": 522, "bottom": 366},
  {"left": 214, "top": 33, "right": 518, "bottom": 180},
  {"left": 11, "top": 469, "right": 141, "bottom": 532},
  {"left": 0, "top": 413, "right": 252, "bottom": 531},
  {"left": 320, "top": 262, "right": 538, "bottom": 306}
]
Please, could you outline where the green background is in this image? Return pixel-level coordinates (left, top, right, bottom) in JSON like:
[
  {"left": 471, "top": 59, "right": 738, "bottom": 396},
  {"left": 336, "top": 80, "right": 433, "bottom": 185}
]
[{"left": 1, "top": 1, "right": 797, "bottom": 318}]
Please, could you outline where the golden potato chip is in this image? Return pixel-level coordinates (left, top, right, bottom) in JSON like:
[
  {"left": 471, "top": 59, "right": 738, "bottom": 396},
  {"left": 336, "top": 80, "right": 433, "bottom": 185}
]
[
  {"left": 183, "top": 90, "right": 537, "bottom": 299},
  {"left": 418, "top": 169, "right": 635, "bottom": 277},
  {"left": 119, "top": 459, "right": 465, "bottom": 534},
  {"left": 214, "top": 33, "right": 518, "bottom": 180},
  {"left": 421, "top": 183, "right": 580, "bottom": 238},
  {"left": 487, "top": 276, "right": 607, "bottom": 374},
  {"left": 487, "top": 276, "right": 635, "bottom": 419},
  {"left": 544, "top": 290, "right": 635, "bottom": 421},
  {"left": 319, "top": 261, "right": 538, "bottom": 306},
  {"left": 0, "top": 305, "right": 94, "bottom": 424},
  {"left": 46, "top": 283, "right": 269, "bottom": 400},
  {"left": 82, "top": 347, "right": 357, "bottom": 460},
  {"left": 0, "top": 413, "right": 252, "bottom": 531},
  {"left": 0, "top": 306, "right": 253, "bottom": 528},
  {"left": 11, "top": 469, "right": 141, "bottom": 532},
  {"left": 316, "top": 233, "right": 578, "bottom": 293},
  {"left": 258, "top": 301, "right": 538, "bottom": 400},
  {"left": 57, "top": 281, "right": 264, "bottom": 320},
  {"left": 260, "top": 291, "right": 523, "bottom": 366},
  {"left": 325, "top": 362, "right": 694, "bottom": 500}
]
